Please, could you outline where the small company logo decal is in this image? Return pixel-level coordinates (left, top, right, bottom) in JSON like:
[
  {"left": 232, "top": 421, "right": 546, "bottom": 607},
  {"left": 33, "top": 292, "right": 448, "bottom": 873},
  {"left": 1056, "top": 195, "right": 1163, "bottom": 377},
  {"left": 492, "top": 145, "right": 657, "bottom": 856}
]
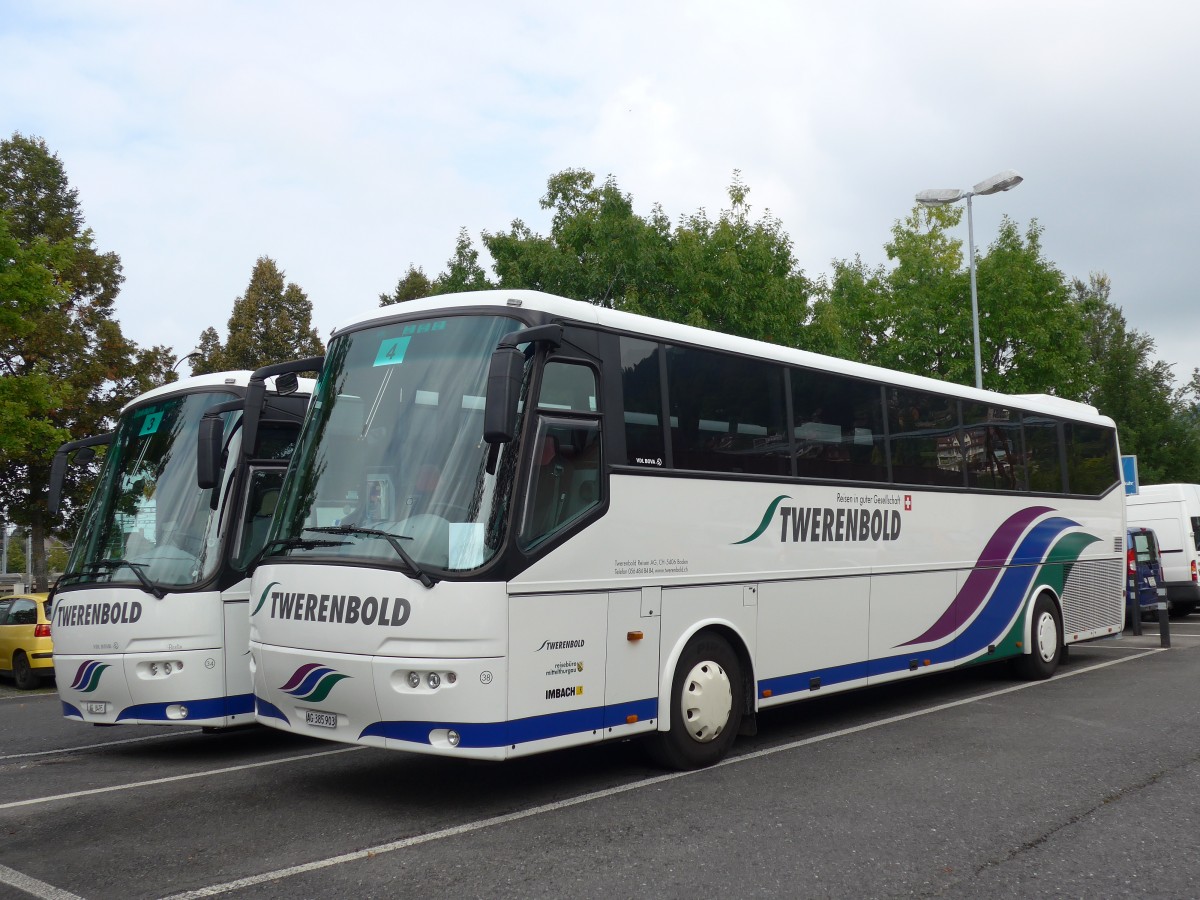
[
  {"left": 905, "top": 494, "right": 913, "bottom": 511},
  {"left": 536, "top": 639, "right": 585, "bottom": 651},
  {"left": 546, "top": 686, "right": 583, "bottom": 700},
  {"left": 70, "top": 660, "right": 110, "bottom": 693},
  {"left": 280, "top": 663, "right": 350, "bottom": 703}
]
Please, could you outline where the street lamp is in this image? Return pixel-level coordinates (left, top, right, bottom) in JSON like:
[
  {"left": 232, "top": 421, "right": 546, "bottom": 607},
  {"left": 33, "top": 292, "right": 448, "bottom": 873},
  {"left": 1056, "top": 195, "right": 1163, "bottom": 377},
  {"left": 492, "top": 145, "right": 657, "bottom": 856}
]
[
  {"left": 172, "top": 349, "right": 202, "bottom": 373},
  {"left": 915, "top": 169, "right": 1023, "bottom": 390}
]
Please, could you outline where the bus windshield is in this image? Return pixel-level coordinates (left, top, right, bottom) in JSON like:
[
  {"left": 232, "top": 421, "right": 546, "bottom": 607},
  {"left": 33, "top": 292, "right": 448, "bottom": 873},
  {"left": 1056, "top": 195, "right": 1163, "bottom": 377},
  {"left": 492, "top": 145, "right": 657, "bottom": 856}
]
[
  {"left": 266, "top": 313, "right": 523, "bottom": 575},
  {"left": 65, "top": 390, "right": 239, "bottom": 589}
]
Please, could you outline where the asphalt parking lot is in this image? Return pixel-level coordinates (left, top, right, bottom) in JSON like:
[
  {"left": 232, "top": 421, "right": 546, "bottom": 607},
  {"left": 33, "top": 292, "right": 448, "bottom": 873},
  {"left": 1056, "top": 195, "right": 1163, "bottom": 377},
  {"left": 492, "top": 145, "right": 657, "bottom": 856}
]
[{"left": 3, "top": 618, "right": 1200, "bottom": 899}]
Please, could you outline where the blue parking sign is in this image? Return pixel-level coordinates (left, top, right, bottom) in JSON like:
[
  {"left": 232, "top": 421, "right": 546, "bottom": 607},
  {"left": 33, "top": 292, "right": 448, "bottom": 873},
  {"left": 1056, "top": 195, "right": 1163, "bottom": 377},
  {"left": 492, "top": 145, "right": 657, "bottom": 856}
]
[{"left": 1121, "top": 455, "right": 1139, "bottom": 495}]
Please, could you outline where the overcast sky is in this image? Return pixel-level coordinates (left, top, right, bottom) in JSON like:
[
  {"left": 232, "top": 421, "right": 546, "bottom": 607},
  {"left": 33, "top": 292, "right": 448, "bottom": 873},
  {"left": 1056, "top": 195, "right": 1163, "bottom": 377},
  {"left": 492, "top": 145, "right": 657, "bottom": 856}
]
[{"left": 3, "top": 1, "right": 1197, "bottom": 386}]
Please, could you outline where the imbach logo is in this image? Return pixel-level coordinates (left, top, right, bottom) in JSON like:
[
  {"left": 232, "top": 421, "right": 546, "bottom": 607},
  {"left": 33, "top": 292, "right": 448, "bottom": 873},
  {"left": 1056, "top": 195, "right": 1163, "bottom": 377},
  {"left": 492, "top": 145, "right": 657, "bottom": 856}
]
[
  {"left": 735, "top": 494, "right": 903, "bottom": 545},
  {"left": 265, "top": 590, "right": 411, "bottom": 627}
]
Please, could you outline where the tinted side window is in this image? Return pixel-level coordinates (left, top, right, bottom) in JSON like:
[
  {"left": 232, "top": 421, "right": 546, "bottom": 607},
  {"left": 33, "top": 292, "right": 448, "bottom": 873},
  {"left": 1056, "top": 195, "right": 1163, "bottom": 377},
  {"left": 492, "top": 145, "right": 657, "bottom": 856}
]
[
  {"left": 963, "top": 403, "right": 1026, "bottom": 491},
  {"left": 1024, "top": 416, "right": 1064, "bottom": 492},
  {"left": 1065, "top": 422, "right": 1119, "bottom": 496},
  {"left": 888, "top": 388, "right": 963, "bottom": 487},
  {"left": 619, "top": 337, "right": 664, "bottom": 468},
  {"left": 1192, "top": 517, "right": 1200, "bottom": 553},
  {"left": 666, "top": 346, "right": 788, "bottom": 476},
  {"left": 791, "top": 370, "right": 888, "bottom": 482}
]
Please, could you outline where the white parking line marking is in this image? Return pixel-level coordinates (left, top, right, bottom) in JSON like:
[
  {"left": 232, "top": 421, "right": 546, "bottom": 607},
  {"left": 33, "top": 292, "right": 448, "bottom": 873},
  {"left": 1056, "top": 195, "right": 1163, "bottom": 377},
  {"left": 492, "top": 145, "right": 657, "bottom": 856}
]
[
  {"left": 0, "top": 730, "right": 200, "bottom": 761},
  {"left": 159, "top": 649, "right": 1163, "bottom": 899},
  {"left": 0, "top": 746, "right": 363, "bottom": 811},
  {"left": 0, "top": 862, "right": 85, "bottom": 900}
]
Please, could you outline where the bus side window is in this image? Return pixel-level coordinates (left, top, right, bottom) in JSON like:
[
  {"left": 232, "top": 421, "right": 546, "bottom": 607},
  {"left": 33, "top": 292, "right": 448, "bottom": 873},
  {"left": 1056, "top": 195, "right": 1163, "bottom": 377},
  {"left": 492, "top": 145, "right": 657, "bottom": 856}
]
[{"left": 521, "top": 418, "right": 603, "bottom": 548}]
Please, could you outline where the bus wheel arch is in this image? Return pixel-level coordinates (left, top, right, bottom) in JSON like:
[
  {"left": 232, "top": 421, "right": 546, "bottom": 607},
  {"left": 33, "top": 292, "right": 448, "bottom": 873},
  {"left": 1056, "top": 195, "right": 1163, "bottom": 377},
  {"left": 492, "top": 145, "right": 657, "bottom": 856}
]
[
  {"left": 649, "top": 625, "right": 749, "bottom": 769},
  {"left": 1013, "top": 590, "right": 1063, "bottom": 680}
]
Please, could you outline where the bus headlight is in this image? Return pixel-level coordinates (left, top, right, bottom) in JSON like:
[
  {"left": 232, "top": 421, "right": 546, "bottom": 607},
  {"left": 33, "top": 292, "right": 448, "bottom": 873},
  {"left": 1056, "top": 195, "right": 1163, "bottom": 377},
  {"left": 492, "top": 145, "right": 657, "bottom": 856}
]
[
  {"left": 427, "top": 672, "right": 441, "bottom": 689},
  {"left": 447, "top": 730, "right": 461, "bottom": 747},
  {"left": 407, "top": 671, "right": 421, "bottom": 689}
]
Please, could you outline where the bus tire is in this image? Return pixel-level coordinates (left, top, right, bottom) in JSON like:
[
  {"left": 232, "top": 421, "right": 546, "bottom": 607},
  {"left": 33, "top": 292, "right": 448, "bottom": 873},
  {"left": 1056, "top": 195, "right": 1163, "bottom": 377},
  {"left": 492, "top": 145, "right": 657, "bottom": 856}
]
[
  {"left": 1012, "top": 593, "right": 1062, "bottom": 681},
  {"left": 648, "top": 632, "right": 742, "bottom": 770},
  {"left": 13, "top": 652, "right": 39, "bottom": 690}
]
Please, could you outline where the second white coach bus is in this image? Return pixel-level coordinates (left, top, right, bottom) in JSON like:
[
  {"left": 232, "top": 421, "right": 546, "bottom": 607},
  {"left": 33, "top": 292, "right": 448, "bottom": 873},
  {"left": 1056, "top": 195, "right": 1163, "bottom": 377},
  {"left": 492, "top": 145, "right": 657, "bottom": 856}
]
[
  {"left": 250, "top": 291, "right": 1124, "bottom": 768},
  {"left": 49, "top": 360, "right": 317, "bottom": 728}
]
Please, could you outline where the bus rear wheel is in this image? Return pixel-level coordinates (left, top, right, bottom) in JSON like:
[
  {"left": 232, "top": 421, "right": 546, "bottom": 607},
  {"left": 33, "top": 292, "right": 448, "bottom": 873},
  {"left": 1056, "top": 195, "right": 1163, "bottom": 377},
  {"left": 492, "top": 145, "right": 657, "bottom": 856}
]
[
  {"left": 648, "top": 632, "right": 742, "bottom": 770},
  {"left": 1012, "top": 593, "right": 1062, "bottom": 681}
]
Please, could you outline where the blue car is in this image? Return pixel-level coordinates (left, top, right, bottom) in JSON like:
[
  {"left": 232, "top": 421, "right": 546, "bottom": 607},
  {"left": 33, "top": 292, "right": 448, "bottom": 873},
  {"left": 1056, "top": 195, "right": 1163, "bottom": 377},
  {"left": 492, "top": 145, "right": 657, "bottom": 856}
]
[{"left": 1127, "top": 526, "right": 1165, "bottom": 620}]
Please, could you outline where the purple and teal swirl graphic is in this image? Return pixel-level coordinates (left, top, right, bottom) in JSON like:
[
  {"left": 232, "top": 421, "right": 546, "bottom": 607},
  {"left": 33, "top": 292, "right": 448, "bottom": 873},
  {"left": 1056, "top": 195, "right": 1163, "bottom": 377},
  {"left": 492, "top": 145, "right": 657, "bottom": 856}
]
[
  {"left": 70, "top": 660, "right": 110, "bottom": 693},
  {"left": 280, "top": 663, "right": 350, "bottom": 703}
]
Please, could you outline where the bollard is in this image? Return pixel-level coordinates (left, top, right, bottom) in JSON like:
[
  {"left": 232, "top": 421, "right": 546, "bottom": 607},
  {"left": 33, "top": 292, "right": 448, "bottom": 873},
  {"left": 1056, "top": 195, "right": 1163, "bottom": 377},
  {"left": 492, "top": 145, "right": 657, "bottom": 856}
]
[
  {"left": 1130, "top": 578, "right": 1143, "bottom": 636},
  {"left": 1157, "top": 592, "right": 1171, "bottom": 648}
]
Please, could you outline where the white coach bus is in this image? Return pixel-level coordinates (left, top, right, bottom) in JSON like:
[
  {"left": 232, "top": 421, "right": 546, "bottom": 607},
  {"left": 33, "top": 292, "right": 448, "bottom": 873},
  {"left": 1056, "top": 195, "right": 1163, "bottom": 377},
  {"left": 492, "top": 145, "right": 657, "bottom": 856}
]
[
  {"left": 49, "top": 360, "right": 317, "bottom": 728},
  {"left": 249, "top": 291, "right": 1124, "bottom": 768}
]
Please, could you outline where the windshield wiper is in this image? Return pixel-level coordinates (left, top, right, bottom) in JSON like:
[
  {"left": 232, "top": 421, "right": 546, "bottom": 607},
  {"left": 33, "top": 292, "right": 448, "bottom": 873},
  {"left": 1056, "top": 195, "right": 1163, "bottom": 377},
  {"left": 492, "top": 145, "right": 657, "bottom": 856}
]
[
  {"left": 82, "top": 559, "right": 167, "bottom": 600},
  {"left": 304, "top": 526, "right": 437, "bottom": 588},
  {"left": 255, "top": 536, "right": 351, "bottom": 567}
]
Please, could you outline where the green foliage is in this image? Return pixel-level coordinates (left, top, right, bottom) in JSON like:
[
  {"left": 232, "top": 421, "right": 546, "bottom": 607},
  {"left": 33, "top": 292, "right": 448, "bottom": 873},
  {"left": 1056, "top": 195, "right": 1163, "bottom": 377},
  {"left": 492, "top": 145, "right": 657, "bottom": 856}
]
[
  {"left": 1073, "top": 275, "right": 1200, "bottom": 482},
  {"left": 479, "top": 169, "right": 819, "bottom": 347},
  {"left": 383, "top": 165, "right": 1200, "bottom": 484},
  {"left": 379, "top": 265, "right": 433, "bottom": 306},
  {"left": 193, "top": 256, "right": 325, "bottom": 374},
  {"left": 0, "top": 133, "right": 175, "bottom": 588}
]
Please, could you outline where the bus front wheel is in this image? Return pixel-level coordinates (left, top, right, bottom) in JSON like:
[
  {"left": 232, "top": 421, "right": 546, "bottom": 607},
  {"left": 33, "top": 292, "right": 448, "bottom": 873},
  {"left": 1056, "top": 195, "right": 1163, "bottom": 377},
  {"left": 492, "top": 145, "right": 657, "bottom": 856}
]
[
  {"left": 648, "top": 632, "right": 742, "bottom": 770},
  {"left": 1012, "top": 593, "right": 1062, "bottom": 681}
]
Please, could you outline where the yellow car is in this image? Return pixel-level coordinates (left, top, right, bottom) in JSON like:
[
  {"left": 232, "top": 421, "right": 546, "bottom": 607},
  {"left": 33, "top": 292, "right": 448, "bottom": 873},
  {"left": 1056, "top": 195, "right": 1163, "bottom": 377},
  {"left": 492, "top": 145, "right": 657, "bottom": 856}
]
[{"left": 0, "top": 593, "right": 54, "bottom": 689}]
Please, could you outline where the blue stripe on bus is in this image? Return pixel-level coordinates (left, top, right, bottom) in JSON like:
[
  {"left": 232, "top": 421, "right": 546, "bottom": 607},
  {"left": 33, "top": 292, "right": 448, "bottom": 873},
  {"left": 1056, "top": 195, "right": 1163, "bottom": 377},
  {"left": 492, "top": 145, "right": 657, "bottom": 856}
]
[
  {"left": 62, "top": 701, "right": 82, "bottom": 719},
  {"left": 114, "top": 693, "right": 254, "bottom": 722},
  {"left": 255, "top": 695, "right": 290, "bottom": 725},
  {"left": 359, "top": 697, "right": 658, "bottom": 748},
  {"left": 759, "top": 518, "right": 1078, "bottom": 700}
]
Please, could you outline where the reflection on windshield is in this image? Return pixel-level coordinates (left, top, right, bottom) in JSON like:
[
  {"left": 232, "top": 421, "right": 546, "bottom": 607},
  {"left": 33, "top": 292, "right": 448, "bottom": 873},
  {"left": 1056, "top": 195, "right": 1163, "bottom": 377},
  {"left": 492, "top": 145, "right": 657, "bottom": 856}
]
[
  {"left": 268, "top": 314, "right": 523, "bottom": 575},
  {"left": 65, "top": 391, "right": 239, "bottom": 589}
]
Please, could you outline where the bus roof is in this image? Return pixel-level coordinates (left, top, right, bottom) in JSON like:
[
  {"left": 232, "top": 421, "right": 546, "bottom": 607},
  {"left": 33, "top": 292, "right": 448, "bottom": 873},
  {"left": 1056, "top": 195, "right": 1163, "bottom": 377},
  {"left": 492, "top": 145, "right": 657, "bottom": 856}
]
[
  {"left": 335, "top": 290, "right": 1114, "bottom": 427},
  {"left": 120, "top": 371, "right": 316, "bottom": 414}
]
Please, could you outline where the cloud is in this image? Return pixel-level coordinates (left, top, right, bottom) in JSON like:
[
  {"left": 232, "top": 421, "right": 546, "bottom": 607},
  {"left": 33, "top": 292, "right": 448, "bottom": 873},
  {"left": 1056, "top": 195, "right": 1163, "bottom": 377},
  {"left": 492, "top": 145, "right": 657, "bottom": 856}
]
[{"left": 2, "top": 0, "right": 1197, "bottom": 380}]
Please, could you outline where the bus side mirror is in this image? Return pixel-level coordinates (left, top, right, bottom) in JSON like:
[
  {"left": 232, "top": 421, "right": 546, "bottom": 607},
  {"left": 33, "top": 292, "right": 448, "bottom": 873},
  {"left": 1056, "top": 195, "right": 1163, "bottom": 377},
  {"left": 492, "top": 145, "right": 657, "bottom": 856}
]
[
  {"left": 197, "top": 416, "right": 225, "bottom": 490},
  {"left": 483, "top": 346, "right": 525, "bottom": 445}
]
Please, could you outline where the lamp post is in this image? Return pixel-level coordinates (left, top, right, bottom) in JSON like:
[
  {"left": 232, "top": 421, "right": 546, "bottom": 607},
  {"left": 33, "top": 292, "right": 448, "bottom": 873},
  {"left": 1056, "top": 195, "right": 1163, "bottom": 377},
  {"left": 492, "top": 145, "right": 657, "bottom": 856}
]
[
  {"left": 172, "top": 349, "right": 202, "bottom": 374},
  {"left": 915, "top": 169, "right": 1023, "bottom": 390}
]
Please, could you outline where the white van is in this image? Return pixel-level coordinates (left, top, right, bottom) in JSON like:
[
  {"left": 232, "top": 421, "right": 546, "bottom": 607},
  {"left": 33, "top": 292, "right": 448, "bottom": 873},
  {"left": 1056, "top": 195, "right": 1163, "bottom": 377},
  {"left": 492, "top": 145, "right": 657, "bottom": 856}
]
[{"left": 1126, "top": 484, "right": 1200, "bottom": 616}]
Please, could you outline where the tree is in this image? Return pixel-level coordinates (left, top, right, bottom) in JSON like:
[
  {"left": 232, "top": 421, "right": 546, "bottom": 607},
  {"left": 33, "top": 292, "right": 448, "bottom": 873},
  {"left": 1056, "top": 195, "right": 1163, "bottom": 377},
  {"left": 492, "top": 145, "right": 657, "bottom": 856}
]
[
  {"left": 1073, "top": 274, "right": 1200, "bottom": 483},
  {"left": 379, "top": 265, "right": 433, "bottom": 306},
  {"left": 192, "top": 256, "right": 324, "bottom": 374},
  {"left": 477, "top": 169, "right": 822, "bottom": 347},
  {"left": 824, "top": 207, "right": 1088, "bottom": 396},
  {"left": 0, "top": 133, "right": 174, "bottom": 588}
]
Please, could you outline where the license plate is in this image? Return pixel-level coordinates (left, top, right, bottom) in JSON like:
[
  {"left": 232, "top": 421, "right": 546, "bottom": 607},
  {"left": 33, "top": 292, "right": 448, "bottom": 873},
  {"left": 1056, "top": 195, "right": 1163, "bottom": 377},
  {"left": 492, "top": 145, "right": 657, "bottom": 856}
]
[
  {"left": 304, "top": 710, "right": 337, "bottom": 729},
  {"left": 86, "top": 701, "right": 107, "bottom": 715},
  {"left": 1148, "top": 577, "right": 1156, "bottom": 586}
]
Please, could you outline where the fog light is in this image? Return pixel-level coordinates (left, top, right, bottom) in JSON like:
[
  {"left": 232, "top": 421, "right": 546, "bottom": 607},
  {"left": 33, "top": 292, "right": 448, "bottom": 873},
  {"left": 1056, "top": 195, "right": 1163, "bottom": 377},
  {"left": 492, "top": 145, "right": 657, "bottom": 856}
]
[
  {"left": 149, "top": 662, "right": 158, "bottom": 676},
  {"left": 427, "top": 672, "right": 441, "bottom": 689},
  {"left": 407, "top": 671, "right": 421, "bottom": 689},
  {"left": 447, "top": 730, "right": 461, "bottom": 747},
  {"left": 163, "top": 661, "right": 173, "bottom": 675},
  {"left": 166, "top": 704, "right": 189, "bottom": 720},
  {"left": 446, "top": 672, "right": 456, "bottom": 685}
]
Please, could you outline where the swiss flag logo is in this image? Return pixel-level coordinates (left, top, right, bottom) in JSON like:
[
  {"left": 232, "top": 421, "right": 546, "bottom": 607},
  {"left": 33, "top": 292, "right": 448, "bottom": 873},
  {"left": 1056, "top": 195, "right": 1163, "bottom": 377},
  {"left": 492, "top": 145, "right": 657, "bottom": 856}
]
[{"left": 904, "top": 495, "right": 912, "bottom": 511}]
